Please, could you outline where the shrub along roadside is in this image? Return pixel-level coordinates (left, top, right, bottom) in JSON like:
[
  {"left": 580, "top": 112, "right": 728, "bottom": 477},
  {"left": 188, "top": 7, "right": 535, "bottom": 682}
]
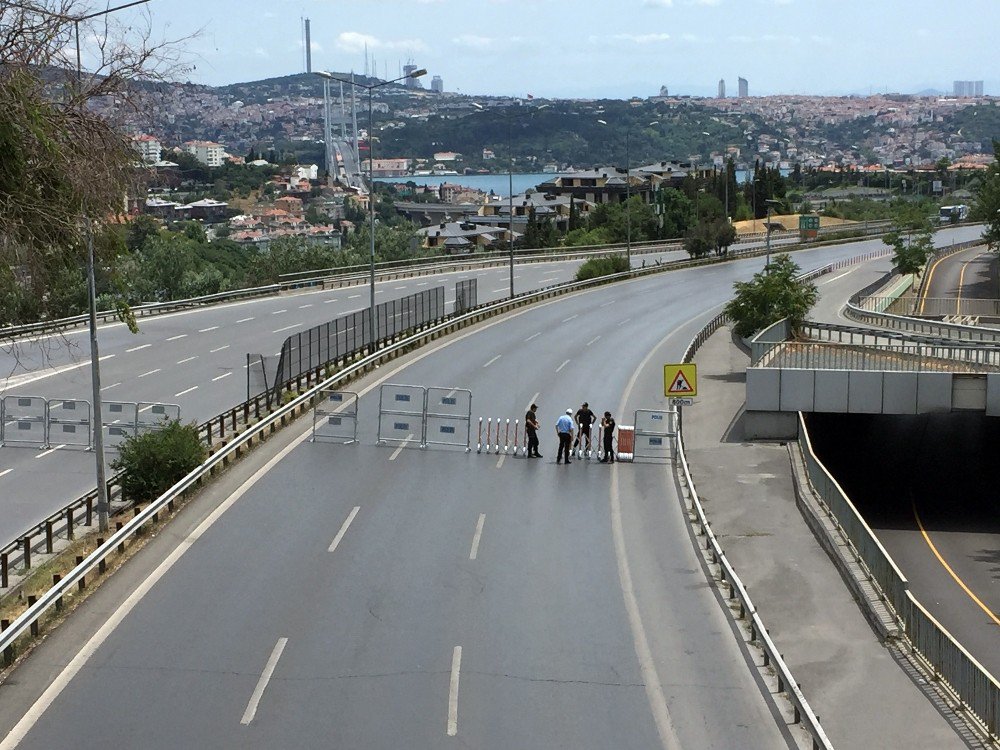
[
  {"left": 111, "top": 421, "right": 208, "bottom": 504},
  {"left": 575, "top": 254, "right": 630, "bottom": 282}
]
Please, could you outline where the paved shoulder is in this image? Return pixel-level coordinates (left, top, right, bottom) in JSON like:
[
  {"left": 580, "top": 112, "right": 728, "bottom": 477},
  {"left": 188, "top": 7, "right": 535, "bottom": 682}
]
[{"left": 682, "top": 325, "right": 971, "bottom": 749}]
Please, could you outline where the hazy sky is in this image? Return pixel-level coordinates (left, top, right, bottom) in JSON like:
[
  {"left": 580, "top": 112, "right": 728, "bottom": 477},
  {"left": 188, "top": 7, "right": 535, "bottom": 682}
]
[{"left": 130, "top": 0, "right": 997, "bottom": 97}]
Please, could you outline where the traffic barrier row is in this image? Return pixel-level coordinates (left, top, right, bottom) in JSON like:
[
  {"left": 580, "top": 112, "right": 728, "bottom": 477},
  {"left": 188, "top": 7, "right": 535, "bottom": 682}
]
[
  {"left": 0, "top": 396, "right": 179, "bottom": 451},
  {"left": 377, "top": 383, "right": 473, "bottom": 451},
  {"left": 476, "top": 417, "right": 523, "bottom": 455}
]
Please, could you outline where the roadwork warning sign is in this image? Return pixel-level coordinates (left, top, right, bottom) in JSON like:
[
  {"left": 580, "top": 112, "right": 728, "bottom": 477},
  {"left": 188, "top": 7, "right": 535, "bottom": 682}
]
[{"left": 663, "top": 363, "right": 697, "bottom": 398}]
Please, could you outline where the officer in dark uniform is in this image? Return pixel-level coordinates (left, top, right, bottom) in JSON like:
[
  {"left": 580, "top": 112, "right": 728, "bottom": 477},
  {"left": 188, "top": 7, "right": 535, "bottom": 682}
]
[{"left": 525, "top": 403, "right": 541, "bottom": 457}]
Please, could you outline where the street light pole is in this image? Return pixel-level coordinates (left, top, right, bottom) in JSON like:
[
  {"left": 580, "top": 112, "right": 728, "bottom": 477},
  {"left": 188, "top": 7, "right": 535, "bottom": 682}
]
[
  {"left": 625, "top": 129, "right": 631, "bottom": 268},
  {"left": 508, "top": 120, "right": 515, "bottom": 299},
  {"left": 764, "top": 198, "right": 780, "bottom": 273},
  {"left": 64, "top": 0, "right": 152, "bottom": 532},
  {"left": 317, "top": 68, "right": 425, "bottom": 349}
]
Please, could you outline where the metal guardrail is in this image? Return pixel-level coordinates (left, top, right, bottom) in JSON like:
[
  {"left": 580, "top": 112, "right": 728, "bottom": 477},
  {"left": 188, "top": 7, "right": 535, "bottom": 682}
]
[
  {"left": 756, "top": 340, "right": 1000, "bottom": 373},
  {"left": 797, "top": 412, "right": 1000, "bottom": 741},
  {"left": 0, "top": 218, "right": 889, "bottom": 343},
  {"left": 0, "top": 244, "right": 721, "bottom": 657},
  {"left": 679, "top": 310, "right": 835, "bottom": 750}
]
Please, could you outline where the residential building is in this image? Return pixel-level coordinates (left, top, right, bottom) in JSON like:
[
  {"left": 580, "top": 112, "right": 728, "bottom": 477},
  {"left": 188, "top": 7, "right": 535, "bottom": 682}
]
[
  {"left": 403, "top": 63, "right": 423, "bottom": 89},
  {"left": 368, "top": 158, "right": 411, "bottom": 177},
  {"left": 718, "top": 79, "right": 726, "bottom": 98},
  {"left": 431, "top": 75, "right": 444, "bottom": 93},
  {"left": 133, "top": 134, "right": 162, "bottom": 163},
  {"left": 953, "top": 80, "right": 984, "bottom": 97},
  {"left": 416, "top": 220, "right": 515, "bottom": 252},
  {"left": 185, "top": 140, "right": 226, "bottom": 167},
  {"left": 738, "top": 77, "right": 749, "bottom": 98}
]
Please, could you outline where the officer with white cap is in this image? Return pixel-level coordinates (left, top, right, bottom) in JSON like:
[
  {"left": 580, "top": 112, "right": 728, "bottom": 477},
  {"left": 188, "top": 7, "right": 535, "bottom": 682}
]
[{"left": 555, "top": 408, "right": 575, "bottom": 464}]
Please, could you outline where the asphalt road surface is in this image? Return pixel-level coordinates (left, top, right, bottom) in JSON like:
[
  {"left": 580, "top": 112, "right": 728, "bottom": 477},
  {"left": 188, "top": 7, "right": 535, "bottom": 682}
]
[
  {"left": 0, "top": 231, "right": 901, "bottom": 544},
  {"left": 0, "top": 249, "right": 818, "bottom": 749}
]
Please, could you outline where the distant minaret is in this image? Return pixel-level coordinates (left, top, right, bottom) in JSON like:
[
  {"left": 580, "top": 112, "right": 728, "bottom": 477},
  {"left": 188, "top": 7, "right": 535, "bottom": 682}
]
[{"left": 304, "top": 18, "right": 311, "bottom": 73}]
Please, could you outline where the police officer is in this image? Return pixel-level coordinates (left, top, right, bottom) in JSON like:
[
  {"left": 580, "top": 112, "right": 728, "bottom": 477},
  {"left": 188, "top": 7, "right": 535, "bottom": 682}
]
[
  {"left": 525, "top": 403, "right": 541, "bottom": 457},
  {"left": 599, "top": 411, "right": 616, "bottom": 463},
  {"left": 556, "top": 408, "right": 574, "bottom": 464},
  {"left": 573, "top": 402, "right": 596, "bottom": 457}
]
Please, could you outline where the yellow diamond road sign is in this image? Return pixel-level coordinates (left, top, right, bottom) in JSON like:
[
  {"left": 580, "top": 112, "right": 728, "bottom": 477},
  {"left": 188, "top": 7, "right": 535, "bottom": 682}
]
[{"left": 664, "top": 363, "right": 697, "bottom": 397}]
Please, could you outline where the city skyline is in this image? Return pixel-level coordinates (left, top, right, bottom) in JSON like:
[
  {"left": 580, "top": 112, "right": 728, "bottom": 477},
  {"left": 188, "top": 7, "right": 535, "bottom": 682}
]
[{"left": 117, "top": 0, "right": 998, "bottom": 98}]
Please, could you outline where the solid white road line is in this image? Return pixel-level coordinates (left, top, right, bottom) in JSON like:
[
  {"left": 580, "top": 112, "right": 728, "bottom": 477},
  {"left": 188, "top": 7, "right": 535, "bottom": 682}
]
[
  {"left": 447, "top": 646, "right": 462, "bottom": 737},
  {"left": 272, "top": 323, "right": 303, "bottom": 333},
  {"left": 586, "top": 335, "right": 601, "bottom": 347},
  {"left": 211, "top": 372, "right": 232, "bottom": 382},
  {"left": 240, "top": 638, "right": 289, "bottom": 726},
  {"left": 176, "top": 356, "right": 198, "bottom": 364},
  {"left": 328, "top": 506, "right": 360, "bottom": 553},
  {"left": 34, "top": 445, "right": 66, "bottom": 459},
  {"left": 125, "top": 344, "right": 151, "bottom": 353},
  {"left": 100, "top": 382, "right": 121, "bottom": 392},
  {"left": 555, "top": 359, "right": 571, "bottom": 372},
  {"left": 482, "top": 355, "right": 501, "bottom": 368},
  {"left": 608, "top": 307, "right": 725, "bottom": 750},
  {"left": 0, "top": 469, "right": 12, "bottom": 479},
  {"left": 198, "top": 326, "right": 219, "bottom": 333},
  {"left": 562, "top": 314, "right": 578, "bottom": 323},
  {"left": 389, "top": 434, "right": 413, "bottom": 461},
  {"left": 0, "top": 286, "right": 617, "bottom": 749},
  {"left": 137, "top": 368, "right": 161, "bottom": 379},
  {"left": 524, "top": 332, "right": 542, "bottom": 342},
  {"left": 174, "top": 386, "right": 198, "bottom": 397},
  {"left": 236, "top": 317, "right": 255, "bottom": 323},
  {"left": 166, "top": 334, "right": 187, "bottom": 341},
  {"left": 210, "top": 345, "right": 230, "bottom": 353},
  {"left": 469, "top": 514, "right": 486, "bottom": 560}
]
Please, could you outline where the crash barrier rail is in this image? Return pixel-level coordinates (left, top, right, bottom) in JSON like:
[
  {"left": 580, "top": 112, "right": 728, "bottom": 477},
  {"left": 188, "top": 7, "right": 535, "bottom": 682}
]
[
  {"left": 311, "top": 390, "right": 359, "bottom": 443},
  {"left": 755, "top": 340, "right": 1000, "bottom": 373},
  {"left": 802, "top": 321, "right": 1000, "bottom": 353},
  {"left": 0, "top": 397, "right": 178, "bottom": 450},
  {"left": 632, "top": 408, "right": 678, "bottom": 461},
  {"left": 0, "top": 215, "right": 911, "bottom": 345},
  {"left": 899, "top": 297, "right": 1000, "bottom": 319},
  {"left": 797, "top": 412, "right": 1000, "bottom": 742},
  {"left": 678, "top": 310, "right": 835, "bottom": 749},
  {"left": 0, "top": 240, "right": 904, "bottom": 651}
]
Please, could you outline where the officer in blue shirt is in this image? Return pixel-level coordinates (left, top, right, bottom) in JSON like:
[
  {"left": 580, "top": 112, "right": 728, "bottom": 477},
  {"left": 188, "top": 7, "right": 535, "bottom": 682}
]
[{"left": 556, "top": 408, "right": 575, "bottom": 464}]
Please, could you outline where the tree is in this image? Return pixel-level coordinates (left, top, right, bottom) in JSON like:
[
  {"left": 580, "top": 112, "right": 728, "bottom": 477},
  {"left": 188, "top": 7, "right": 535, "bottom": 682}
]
[
  {"left": 972, "top": 139, "right": 1000, "bottom": 252},
  {"left": 725, "top": 254, "right": 818, "bottom": 338},
  {"left": 714, "top": 220, "right": 738, "bottom": 256},
  {"left": 126, "top": 214, "right": 161, "bottom": 252},
  {"left": 883, "top": 201, "right": 935, "bottom": 274},
  {"left": 656, "top": 188, "right": 694, "bottom": 238},
  {"left": 0, "top": 1, "right": 190, "bottom": 325},
  {"left": 684, "top": 221, "right": 715, "bottom": 258}
]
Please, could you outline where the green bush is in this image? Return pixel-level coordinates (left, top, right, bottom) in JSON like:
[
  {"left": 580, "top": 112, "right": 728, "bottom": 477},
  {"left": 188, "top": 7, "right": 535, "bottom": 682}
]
[
  {"left": 111, "top": 420, "right": 208, "bottom": 504},
  {"left": 725, "top": 254, "right": 818, "bottom": 338},
  {"left": 575, "top": 254, "right": 630, "bottom": 282}
]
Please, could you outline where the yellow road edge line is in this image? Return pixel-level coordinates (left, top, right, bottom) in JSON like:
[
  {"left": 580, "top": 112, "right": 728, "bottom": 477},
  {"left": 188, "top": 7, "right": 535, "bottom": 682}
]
[
  {"left": 912, "top": 500, "right": 1000, "bottom": 627},
  {"left": 956, "top": 259, "right": 973, "bottom": 316},
  {"left": 919, "top": 251, "right": 949, "bottom": 315}
]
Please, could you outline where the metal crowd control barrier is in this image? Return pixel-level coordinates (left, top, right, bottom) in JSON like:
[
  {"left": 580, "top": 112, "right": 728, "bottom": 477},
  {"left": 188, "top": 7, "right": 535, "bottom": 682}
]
[
  {"left": 311, "top": 390, "right": 359, "bottom": 443},
  {"left": 101, "top": 401, "right": 139, "bottom": 450},
  {"left": 46, "top": 399, "right": 92, "bottom": 450},
  {"left": 137, "top": 402, "right": 181, "bottom": 434},
  {"left": 424, "top": 388, "right": 472, "bottom": 451},
  {"left": 377, "top": 384, "right": 426, "bottom": 448},
  {"left": 1, "top": 396, "right": 48, "bottom": 448},
  {"left": 633, "top": 408, "right": 678, "bottom": 461}
]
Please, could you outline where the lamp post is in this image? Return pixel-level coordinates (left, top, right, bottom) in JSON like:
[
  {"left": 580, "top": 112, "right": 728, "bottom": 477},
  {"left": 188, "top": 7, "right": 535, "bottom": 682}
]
[
  {"left": 471, "top": 102, "right": 548, "bottom": 298},
  {"left": 764, "top": 198, "right": 781, "bottom": 273},
  {"left": 596, "top": 119, "right": 632, "bottom": 267},
  {"left": 317, "top": 68, "right": 426, "bottom": 349},
  {"left": 52, "top": 0, "right": 152, "bottom": 532}
]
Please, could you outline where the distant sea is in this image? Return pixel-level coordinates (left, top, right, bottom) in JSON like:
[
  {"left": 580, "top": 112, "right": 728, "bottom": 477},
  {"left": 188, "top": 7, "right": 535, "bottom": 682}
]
[{"left": 375, "top": 168, "right": 777, "bottom": 198}]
